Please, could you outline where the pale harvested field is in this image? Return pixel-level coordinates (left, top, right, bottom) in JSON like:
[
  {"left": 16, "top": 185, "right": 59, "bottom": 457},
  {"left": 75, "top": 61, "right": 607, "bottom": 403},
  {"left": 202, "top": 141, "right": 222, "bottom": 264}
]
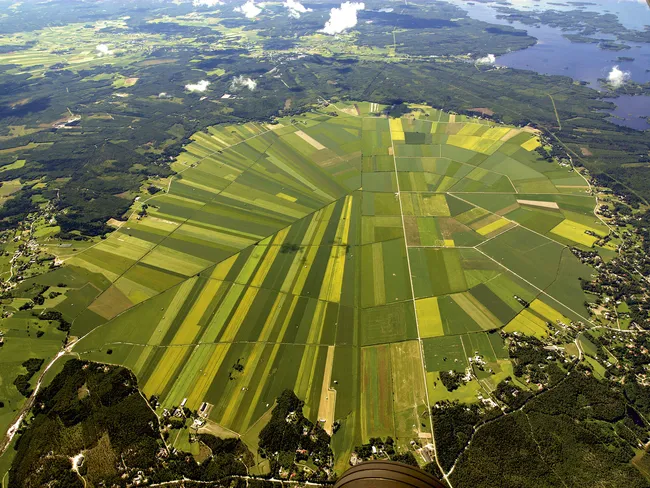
[
  {"left": 295, "top": 130, "right": 326, "bottom": 150},
  {"left": 198, "top": 419, "right": 240, "bottom": 438},
  {"left": 105, "top": 218, "right": 124, "bottom": 228},
  {"left": 500, "top": 128, "right": 522, "bottom": 141},
  {"left": 517, "top": 199, "right": 560, "bottom": 209},
  {"left": 316, "top": 345, "right": 337, "bottom": 435}
]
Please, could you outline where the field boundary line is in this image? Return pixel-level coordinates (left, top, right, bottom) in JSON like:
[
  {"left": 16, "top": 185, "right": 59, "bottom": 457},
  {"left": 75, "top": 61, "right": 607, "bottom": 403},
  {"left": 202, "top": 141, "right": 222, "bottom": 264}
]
[
  {"left": 71, "top": 187, "right": 366, "bottom": 348},
  {"left": 59, "top": 125, "right": 277, "bottom": 264},
  {"left": 547, "top": 94, "right": 562, "bottom": 131},
  {"left": 447, "top": 192, "right": 592, "bottom": 196},
  {"left": 394, "top": 154, "right": 523, "bottom": 189},
  {"left": 448, "top": 192, "right": 592, "bottom": 256},
  {"left": 76, "top": 335, "right": 438, "bottom": 351},
  {"left": 474, "top": 247, "right": 596, "bottom": 327},
  {"left": 388, "top": 123, "right": 450, "bottom": 484},
  {"left": 68, "top": 135, "right": 282, "bottom": 343}
]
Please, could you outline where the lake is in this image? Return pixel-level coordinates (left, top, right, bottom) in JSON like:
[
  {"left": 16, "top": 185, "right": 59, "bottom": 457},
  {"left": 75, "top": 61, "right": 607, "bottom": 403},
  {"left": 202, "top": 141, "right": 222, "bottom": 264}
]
[
  {"left": 447, "top": 0, "right": 650, "bottom": 129},
  {"left": 602, "top": 94, "right": 650, "bottom": 130}
]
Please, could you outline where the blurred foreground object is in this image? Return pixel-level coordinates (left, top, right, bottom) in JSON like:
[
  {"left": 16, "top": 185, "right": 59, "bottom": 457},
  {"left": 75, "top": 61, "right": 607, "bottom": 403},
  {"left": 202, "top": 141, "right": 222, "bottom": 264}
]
[{"left": 335, "top": 461, "right": 447, "bottom": 488}]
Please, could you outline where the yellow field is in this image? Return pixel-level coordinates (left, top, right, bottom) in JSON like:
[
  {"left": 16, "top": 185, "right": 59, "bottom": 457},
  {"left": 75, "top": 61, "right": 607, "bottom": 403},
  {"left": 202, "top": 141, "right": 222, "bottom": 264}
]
[
  {"left": 142, "top": 345, "right": 193, "bottom": 398},
  {"left": 446, "top": 134, "right": 480, "bottom": 151},
  {"left": 239, "top": 298, "right": 297, "bottom": 429},
  {"left": 132, "top": 277, "right": 198, "bottom": 376},
  {"left": 320, "top": 245, "right": 348, "bottom": 303},
  {"left": 476, "top": 217, "right": 510, "bottom": 236},
  {"left": 219, "top": 343, "right": 267, "bottom": 426},
  {"left": 276, "top": 192, "right": 297, "bottom": 202},
  {"left": 390, "top": 118, "right": 405, "bottom": 141},
  {"left": 550, "top": 219, "right": 599, "bottom": 247},
  {"left": 473, "top": 138, "right": 503, "bottom": 155},
  {"left": 482, "top": 127, "right": 511, "bottom": 140},
  {"left": 458, "top": 123, "right": 482, "bottom": 136},
  {"left": 143, "top": 269, "right": 227, "bottom": 395},
  {"left": 320, "top": 196, "right": 353, "bottom": 303},
  {"left": 521, "top": 137, "right": 541, "bottom": 151},
  {"left": 165, "top": 343, "right": 220, "bottom": 407},
  {"left": 415, "top": 297, "right": 444, "bottom": 338},
  {"left": 186, "top": 344, "right": 232, "bottom": 409},
  {"left": 529, "top": 299, "right": 570, "bottom": 325},
  {"left": 234, "top": 245, "right": 267, "bottom": 284},
  {"left": 446, "top": 131, "right": 506, "bottom": 154},
  {"left": 334, "top": 195, "right": 354, "bottom": 244},
  {"left": 250, "top": 243, "right": 284, "bottom": 288},
  {"left": 219, "top": 287, "right": 259, "bottom": 342},
  {"left": 503, "top": 309, "right": 549, "bottom": 338},
  {"left": 294, "top": 345, "right": 323, "bottom": 419}
]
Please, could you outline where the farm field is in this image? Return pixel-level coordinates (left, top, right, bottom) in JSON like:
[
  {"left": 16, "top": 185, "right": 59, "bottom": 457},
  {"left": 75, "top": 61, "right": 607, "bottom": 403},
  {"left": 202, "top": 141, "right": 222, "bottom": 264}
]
[{"left": 28, "top": 102, "right": 603, "bottom": 470}]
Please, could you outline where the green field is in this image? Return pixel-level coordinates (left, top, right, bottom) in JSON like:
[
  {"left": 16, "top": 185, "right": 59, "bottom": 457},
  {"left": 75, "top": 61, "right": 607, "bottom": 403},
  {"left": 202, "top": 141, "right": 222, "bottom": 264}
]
[{"left": 10, "top": 102, "right": 600, "bottom": 471}]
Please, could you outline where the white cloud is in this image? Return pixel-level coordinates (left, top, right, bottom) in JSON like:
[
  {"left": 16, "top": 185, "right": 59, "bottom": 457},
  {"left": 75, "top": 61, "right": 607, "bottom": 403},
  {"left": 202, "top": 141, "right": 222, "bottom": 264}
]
[
  {"left": 230, "top": 75, "right": 257, "bottom": 91},
  {"left": 607, "top": 65, "right": 630, "bottom": 88},
  {"left": 235, "top": 0, "right": 262, "bottom": 18},
  {"left": 321, "top": 2, "right": 365, "bottom": 35},
  {"left": 475, "top": 54, "right": 496, "bottom": 65},
  {"left": 96, "top": 44, "right": 113, "bottom": 56},
  {"left": 193, "top": 0, "right": 222, "bottom": 6},
  {"left": 284, "top": 0, "right": 311, "bottom": 18},
  {"left": 185, "top": 80, "right": 211, "bottom": 92}
]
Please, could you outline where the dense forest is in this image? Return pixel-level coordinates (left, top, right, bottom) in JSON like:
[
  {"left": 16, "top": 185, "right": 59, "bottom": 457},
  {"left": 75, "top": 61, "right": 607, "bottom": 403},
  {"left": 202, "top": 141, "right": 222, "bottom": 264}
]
[
  {"left": 449, "top": 371, "right": 650, "bottom": 487},
  {"left": 8, "top": 359, "right": 257, "bottom": 487}
]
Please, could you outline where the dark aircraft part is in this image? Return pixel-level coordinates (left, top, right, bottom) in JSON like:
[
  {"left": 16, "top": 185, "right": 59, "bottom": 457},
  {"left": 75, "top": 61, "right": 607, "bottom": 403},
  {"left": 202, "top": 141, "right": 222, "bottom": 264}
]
[{"left": 335, "top": 461, "right": 447, "bottom": 488}]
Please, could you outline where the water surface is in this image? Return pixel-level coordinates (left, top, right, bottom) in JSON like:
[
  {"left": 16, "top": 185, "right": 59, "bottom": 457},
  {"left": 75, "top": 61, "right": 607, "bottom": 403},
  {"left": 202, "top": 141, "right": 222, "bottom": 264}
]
[
  {"left": 447, "top": 0, "right": 650, "bottom": 127},
  {"left": 602, "top": 94, "right": 650, "bottom": 130},
  {"left": 450, "top": 0, "right": 650, "bottom": 87}
]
